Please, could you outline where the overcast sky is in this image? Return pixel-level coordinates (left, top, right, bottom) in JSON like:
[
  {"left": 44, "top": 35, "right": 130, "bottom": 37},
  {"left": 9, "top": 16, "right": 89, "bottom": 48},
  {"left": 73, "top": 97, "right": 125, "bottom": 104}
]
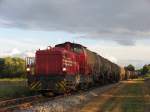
[{"left": 0, "top": 0, "right": 150, "bottom": 68}]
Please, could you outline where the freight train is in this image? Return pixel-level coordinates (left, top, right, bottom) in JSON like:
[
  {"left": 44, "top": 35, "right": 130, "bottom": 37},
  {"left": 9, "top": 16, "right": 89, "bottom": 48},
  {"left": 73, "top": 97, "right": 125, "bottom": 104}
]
[{"left": 26, "top": 42, "right": 137, "bottom": 94}]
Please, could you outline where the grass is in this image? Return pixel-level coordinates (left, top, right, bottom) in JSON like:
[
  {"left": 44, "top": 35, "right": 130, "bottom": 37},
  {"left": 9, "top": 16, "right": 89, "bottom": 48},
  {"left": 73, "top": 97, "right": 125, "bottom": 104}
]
[
  {"left": 136, "top": 74, "right": 150, "bottom": 81},
  {"left": 100, "top": 80, "right": 145, "bottom": 112},
  {"left": 0, "top": 78, "right": 37, "bottom": 99},
  {"left": 121, "top": 82, "right": 144, "bottom": 112},
  {"left": 0, "top": 78, "right": 27, "bottom": 87},
  {"left": 0, "top": 78, "right": 27, "bottom": 81},
  {"left": 0, "top": 85, "right": 36, "bottom": 99},
  {"left": 144, "top": 73, "right": 150, "bottom": 78}
]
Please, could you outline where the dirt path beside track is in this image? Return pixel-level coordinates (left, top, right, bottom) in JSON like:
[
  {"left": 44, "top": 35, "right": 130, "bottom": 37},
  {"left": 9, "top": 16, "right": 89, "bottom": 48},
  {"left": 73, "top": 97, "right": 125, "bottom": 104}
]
[{"left": 79, "top": 79, "right": 150, "bottom": 112}]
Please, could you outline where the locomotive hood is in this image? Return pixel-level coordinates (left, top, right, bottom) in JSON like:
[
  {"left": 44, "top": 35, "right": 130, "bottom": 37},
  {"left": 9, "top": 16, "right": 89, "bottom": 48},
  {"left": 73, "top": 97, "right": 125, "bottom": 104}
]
[{"left": 35, "top": 47, "right": 79, "bottom": 76}]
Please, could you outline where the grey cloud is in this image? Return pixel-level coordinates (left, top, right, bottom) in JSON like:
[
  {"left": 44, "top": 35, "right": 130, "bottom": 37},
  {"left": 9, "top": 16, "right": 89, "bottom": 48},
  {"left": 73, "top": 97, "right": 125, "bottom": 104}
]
[
  {"left": 79, "top": 30, "right": 139, "bottom": 46},
  {"left": 0, "top": 0, "right": 150, "bottom": 45},
  {"left": 114, "top": 38, "right": 135, "bottom": 46}
]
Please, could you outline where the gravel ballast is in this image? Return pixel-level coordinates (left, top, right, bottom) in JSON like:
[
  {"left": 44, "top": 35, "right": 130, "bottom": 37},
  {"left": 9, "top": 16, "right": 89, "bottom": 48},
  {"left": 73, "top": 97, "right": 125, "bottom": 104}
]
[{"left": 15, "top": 83, "right": 120, "bottom": 112}]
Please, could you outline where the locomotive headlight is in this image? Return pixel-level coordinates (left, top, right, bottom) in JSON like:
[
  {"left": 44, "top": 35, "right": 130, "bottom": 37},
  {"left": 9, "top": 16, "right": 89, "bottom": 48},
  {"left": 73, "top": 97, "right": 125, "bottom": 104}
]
[
  {"left": 26, "top": 68, "right": 31, "bottom": 72},
  {"left": 62, "top": 67, "right": 66, "bottom": 72}
]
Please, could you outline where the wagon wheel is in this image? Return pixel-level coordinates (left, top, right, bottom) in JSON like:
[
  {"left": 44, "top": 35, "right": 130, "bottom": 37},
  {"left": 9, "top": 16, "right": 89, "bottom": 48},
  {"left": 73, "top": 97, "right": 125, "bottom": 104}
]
[{"left": 41, "top": 91, "right": 54, "bottom": 97}]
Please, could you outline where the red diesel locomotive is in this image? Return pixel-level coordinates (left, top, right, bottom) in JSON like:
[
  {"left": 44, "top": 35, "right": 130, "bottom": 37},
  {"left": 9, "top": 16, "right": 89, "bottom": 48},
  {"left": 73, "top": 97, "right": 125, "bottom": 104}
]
[{"left": 26, "top": 42, "right": 136, "bottom": 94}]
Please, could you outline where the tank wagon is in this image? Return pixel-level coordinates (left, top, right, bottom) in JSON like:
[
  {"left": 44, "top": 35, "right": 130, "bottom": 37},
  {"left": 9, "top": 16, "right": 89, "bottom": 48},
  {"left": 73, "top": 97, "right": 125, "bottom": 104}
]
[
  {"left": 120, "top": 67, "right": 126, "bottom": 80},
  {"left": 26, "top": 42, "right": 137, "bottom": 94}
]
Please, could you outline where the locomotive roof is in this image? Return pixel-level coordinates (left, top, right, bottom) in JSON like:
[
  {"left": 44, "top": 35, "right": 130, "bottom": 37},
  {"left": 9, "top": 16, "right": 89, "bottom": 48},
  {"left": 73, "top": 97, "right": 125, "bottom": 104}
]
[{"left": 55, "top": 42, "right": 86, "bottom": 48}]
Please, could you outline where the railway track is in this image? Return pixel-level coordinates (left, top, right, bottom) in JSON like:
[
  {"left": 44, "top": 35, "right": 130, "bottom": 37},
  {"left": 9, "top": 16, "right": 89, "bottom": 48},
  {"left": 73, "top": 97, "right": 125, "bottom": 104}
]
[
  {"left": 0, "top": 83, "right": 119, "bottom": 111},
  {"left": 0, "top": 92, "right": 72, "bottom": 111},
  {"left": 0, "top": 95, "right": 42, "bottom": 111}
]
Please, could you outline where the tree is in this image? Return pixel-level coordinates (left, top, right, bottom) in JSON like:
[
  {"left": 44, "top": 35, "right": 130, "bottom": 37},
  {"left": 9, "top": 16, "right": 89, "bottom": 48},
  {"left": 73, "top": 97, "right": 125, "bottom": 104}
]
[
  {"left": 142, "top": 65, "right": 149, "bottom": 75},
  {"left": 1, "top": 57, "right": 26, "bottom": 78},
  {"left": 0, "top": 58, "right": 4, "bottom": 74},
  {"left": 125, "top": 64, "right": 135, "bottom": 71}
]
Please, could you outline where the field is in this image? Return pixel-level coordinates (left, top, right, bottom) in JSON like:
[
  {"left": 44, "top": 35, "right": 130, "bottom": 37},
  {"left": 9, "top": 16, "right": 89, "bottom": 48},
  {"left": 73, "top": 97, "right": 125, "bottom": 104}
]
[
  {"left": 144, "top": 73, "right": 150, "bottom": 78},
  {"left": 0, "top": 78, "right": 36, "bottom": 100},
  {"left": 79, "top": 78, "right": 150, "bottom": 112}
]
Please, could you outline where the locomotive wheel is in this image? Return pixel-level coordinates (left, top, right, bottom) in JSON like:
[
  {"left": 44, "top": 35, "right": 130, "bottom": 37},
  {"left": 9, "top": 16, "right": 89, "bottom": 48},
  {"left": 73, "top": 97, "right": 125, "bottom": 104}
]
[
  {"left": 42, "top": 93, "right": 51, "bottom": 97},
  {"left": 41, "top": 91, "right": 54, "bottom": 97},
  {"left": 80, "top": 83, "right": 89, "bottom": 90},
  {"left": 80, "top": 83, "right": 84, "bottom": 90}
]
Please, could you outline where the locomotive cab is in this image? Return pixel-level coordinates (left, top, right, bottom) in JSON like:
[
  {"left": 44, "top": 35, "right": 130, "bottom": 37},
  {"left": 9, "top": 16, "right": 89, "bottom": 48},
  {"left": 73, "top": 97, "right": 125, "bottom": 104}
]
[{"left": 56, "top": 42, "right": 86, "bottom": 74}]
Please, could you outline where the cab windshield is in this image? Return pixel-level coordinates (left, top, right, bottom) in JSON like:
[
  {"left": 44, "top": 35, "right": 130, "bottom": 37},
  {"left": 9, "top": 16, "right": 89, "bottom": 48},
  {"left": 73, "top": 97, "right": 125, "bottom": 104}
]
[{"left": 72, "top": 47, "right": 83, "bottom": 54}]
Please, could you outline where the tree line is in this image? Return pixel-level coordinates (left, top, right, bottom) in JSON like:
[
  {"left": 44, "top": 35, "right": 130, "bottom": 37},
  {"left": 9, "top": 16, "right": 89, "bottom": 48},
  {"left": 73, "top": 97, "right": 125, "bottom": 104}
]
[
  {"left": 125, "top": 64, "right": 150, "bottom": 75},
  {"left": 0, "top": 57, "right": 26, "bottom": 78},
  {"left": 139, "top": 64, "right": 150, "bottom": 75}
]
